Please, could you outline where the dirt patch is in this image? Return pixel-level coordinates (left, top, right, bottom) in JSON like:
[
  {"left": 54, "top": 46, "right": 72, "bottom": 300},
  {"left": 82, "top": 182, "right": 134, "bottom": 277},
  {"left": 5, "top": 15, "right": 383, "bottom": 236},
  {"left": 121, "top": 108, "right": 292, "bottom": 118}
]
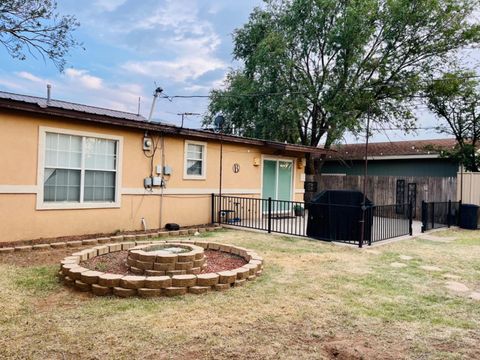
[
  {"left": 81, "top": 251, "right": 131, "bottom": 274},
  {"left": 323, "top": 338, "right": 397, "bottom": 360},
  {"left": 0, "top": 248, "right": 82, "bottom": 267},
  {"left": 80, "top": 249, "right": 247, "bottom": 275},
  {"left": 35, "top": 288, "right": 92, "bottom": 312}
]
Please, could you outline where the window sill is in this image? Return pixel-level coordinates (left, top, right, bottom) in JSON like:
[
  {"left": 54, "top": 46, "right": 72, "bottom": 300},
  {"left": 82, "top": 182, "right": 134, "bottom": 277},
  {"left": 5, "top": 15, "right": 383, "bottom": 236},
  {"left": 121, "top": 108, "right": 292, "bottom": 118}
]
[
  {"left": 36, "top": 202, "right": 121, "bottom": 210},
  {"left": 183, "top": 176, "right": 206, "bottom": 180}
]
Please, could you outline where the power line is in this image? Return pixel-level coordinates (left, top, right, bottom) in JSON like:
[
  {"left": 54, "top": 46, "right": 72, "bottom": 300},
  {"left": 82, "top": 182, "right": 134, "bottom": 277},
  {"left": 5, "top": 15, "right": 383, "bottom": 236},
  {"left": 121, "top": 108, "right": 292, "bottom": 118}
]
[{"left": 157, "top": 74, "right": 480, "bottom": 101}]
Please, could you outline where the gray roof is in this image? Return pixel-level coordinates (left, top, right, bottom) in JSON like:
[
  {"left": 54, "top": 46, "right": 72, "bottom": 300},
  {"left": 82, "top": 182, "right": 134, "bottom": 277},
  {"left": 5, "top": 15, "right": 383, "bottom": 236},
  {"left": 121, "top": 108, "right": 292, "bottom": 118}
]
[{"left": 0, "top": 90, "right": 146, "bottom": 122}]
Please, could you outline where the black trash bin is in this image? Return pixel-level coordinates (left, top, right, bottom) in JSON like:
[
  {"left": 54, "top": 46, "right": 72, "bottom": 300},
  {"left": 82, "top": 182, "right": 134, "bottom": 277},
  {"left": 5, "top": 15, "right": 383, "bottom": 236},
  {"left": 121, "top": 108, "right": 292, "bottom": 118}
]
[
  {"left": 306, "top": 190, "right": 373, "bottom": 242},
  {"left": 459, "top": 204, "right": 479, "bottom": 230}
]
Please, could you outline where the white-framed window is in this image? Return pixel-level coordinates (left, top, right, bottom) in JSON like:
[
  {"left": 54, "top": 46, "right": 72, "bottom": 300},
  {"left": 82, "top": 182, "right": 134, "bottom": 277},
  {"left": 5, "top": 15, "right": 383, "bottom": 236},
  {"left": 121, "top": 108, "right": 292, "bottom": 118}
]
[
  {"left": 183, "top": 140, "right": 207, "bottom": 179},
  {"left": 37, "top": 127, "right": 122, "bottom": 209}
]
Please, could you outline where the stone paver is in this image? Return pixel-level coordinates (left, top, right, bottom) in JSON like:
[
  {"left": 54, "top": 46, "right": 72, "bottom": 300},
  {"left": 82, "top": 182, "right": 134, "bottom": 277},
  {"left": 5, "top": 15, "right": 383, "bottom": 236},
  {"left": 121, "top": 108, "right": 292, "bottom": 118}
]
[
  {"left": 138, "top": 288, "right": 161, "bottom": 298},
  {"left": 420, "top": 265, "right": 442, "bottom": 272},
  {"left": 469, "top": 292, "right": 480, "bottom": 301},
  {"left": 390, "top": 262, "right": 407, "bottom": 268},
  {"left": 144, "top": 276, "right": 172, "bottom": 289},
  {"left": 67, "top": 241, "right": 82, "bottom": 247},
  {"left": 188, "top": 286, "right": 210, "bottom": 294},
  {"left": 445, "top": 281, "right": 470, "bottom": 293},
  {"left": 163, "top": 286, "right": 187, "bottom": 297},
  {"left": 171, "top": 274, "right": 196, "bottom": 287},
  {"left": 120, "top": 276, "right": 146, "bottom": 289},
  {"left": 91, "top": 284, "right": 112, "bottom": 296},
  {"left": 98, "top": 273, "right": 123, "bottom": 288},
  {"left": 113, "top": 287, "right": 136, "bottom": 297},
  {"left": 217, "top": 271, "right": 237, "bottom": 284},
  {"left": 50, "top": 242, "right": 67, "bottom": 249},
  {"left": 196, "top": 273, "right": 219, "bottom": 286},
  {"left": 33, "top": 244, "right": 51, "bottom": 250},
  {"left": 15, "top": 245, "right": 33, "bottom": 252},
  {"left": 443, "top": 273, "right": 461, "bottom": 280}
]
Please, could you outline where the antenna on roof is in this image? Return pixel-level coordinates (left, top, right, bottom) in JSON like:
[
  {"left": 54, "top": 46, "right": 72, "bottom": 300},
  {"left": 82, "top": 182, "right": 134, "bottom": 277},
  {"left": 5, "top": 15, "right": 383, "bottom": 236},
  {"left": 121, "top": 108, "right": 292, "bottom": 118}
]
[
  {"left": 148, "top": 86, "right": 163, "bottom": 121},
  {"left": 137, "top": 97, "right": 141, "bottom": 116},
  {"left": 46, "top": 84, "right": 52, "bottom": 104},
  {"left": 177, "top": 112, "right": 200, "bottom": 128}
]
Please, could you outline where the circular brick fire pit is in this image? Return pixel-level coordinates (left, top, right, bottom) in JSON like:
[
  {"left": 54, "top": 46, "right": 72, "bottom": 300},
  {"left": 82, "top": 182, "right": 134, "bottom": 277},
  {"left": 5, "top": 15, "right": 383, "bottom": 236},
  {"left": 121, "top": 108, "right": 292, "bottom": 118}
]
[
  {"left": 58, "top": 240, "right": 264, "bottom": 298},
  {"left": 126, "top": 243, "right": 206, "bottom": 276}
]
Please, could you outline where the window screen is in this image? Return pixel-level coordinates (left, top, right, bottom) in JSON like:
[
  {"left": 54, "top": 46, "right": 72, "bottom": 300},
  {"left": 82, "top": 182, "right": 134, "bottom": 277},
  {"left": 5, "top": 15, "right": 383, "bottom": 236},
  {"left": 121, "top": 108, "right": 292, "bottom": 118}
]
[
  {"left": 186, "top": 143, "right": 204, "bottom": 176},
  {"left": 44, "top": 132, "right": 117, "bottom": 203}
]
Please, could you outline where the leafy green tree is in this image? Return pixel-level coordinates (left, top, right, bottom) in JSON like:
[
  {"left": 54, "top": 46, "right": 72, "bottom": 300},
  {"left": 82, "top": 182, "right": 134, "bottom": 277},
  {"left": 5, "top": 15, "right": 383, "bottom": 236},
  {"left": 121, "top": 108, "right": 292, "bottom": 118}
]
[
  {"left": 425, "top": 71, "right": 480, "bottom": 172},
  {"left": 206, "top": 0, "right": 480, "bottom": 174},
  {"left": 0, "top": 0, "right": 80, "bottom": 71}
]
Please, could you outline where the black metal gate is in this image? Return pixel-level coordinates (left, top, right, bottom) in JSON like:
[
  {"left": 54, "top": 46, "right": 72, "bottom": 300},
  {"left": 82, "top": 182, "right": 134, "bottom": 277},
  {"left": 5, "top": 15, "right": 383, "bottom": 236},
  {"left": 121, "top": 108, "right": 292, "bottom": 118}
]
[
  {"left": 421, "top": 200, "right": 460, "bottom": 232},
  {"left": 408, "top": 183, "right": 417, "bottom": 218}
]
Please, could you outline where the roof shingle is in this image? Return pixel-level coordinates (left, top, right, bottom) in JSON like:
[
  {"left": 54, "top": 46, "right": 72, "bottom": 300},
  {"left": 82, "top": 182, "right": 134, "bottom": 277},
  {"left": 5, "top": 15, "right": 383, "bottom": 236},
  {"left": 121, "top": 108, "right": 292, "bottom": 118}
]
[{"left": 328, "top": 139, "right": 457, "bottom": 160}]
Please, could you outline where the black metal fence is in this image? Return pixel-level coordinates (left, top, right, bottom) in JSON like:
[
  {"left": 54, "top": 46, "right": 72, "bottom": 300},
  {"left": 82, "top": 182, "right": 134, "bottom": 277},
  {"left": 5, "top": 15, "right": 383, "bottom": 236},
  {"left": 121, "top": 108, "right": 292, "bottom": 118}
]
[
  {"left": 212, "top": 194, "right": 308, "bottom": 236},
  {"left": 370, "top": 204, "right": 412, "bottom": 243},
  {"left": 212, "top": 194, "right": 413, "bottom": 247},
  {"left": 421, "top": 200, "right": 460, "bottom": 232}
]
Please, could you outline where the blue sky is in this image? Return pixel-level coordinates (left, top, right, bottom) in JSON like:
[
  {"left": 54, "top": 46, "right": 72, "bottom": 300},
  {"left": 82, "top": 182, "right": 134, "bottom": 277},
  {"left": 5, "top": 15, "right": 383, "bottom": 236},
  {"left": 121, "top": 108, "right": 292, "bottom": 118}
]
[
  {"left": 0, "top": 0, "right": 477, "bottom": 144},
  {"left": 0, "top": 0, "right": 262, "bottom": 128}
]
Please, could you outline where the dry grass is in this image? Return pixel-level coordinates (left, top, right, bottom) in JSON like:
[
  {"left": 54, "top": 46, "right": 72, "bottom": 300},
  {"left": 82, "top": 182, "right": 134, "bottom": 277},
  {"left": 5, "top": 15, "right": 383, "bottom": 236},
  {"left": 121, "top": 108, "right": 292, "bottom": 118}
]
[{"left": 0, "top": 229, "right": 479, "bottom": 359}]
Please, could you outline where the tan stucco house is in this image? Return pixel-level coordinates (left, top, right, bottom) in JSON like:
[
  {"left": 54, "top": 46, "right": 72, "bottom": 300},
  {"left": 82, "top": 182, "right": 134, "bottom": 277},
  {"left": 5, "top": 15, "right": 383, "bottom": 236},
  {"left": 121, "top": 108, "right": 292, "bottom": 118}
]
[{"left": 0, "top": 91, "right": 328, "bottom": 243}]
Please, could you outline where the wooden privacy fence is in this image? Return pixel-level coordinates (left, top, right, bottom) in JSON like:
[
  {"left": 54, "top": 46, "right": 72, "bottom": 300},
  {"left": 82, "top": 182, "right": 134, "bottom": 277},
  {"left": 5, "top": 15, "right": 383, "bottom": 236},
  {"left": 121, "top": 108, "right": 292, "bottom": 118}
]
[
  {"left": 458, "top": 172, "right": 480, "bottom": 206},
  {"left": 315, "top": 175, "right": 457, "bottom": 220}
]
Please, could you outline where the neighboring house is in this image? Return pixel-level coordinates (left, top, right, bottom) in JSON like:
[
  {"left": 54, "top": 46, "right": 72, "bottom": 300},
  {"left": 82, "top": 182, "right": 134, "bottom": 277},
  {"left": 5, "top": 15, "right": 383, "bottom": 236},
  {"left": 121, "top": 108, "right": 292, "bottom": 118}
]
[
  {"left": 0, "top": 91, "right": 328, "bottom": 243},
  {"left": 322, "top": 139, "right": 459, "bottom": 177},
  {"left": 314, "top": 139, "right": 460, "bottom": 219}
]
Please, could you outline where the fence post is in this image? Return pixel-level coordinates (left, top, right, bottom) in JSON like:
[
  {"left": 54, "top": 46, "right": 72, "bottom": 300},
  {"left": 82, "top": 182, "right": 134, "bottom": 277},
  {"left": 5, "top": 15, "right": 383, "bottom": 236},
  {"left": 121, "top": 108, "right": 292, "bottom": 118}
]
[
  {"left": 447, "top": 200, "right": 452, "bottom": 228},
  {"left": 367, "top": 206, "right": 372, "bottom": 246},
  {"left": 458, "top": 200, "right": 462, "bottom": 227},
  {"left": 358, "top": 206, "right": 364, "bottom": 248},
  {"left": 267, "top": 197, "right": 272, "bottom": 233},
  {"left": 421, "top": 201, "right": 426, "bottom": 233},
  {"left": 431, "top": 202, "right": 435, "bottom": 230},
  {"left": 211, "top": 193, "right": 215, "bottom": 224},
  {"left": 409, "top": 202, "right": 413, "bottom": 236}
]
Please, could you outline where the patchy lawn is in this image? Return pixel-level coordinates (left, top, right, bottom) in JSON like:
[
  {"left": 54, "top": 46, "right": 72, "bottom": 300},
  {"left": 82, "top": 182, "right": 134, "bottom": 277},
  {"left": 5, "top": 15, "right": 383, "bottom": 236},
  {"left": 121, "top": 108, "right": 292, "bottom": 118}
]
[{"left": 0, "top": 229, "right": 479, "bottom": 359}]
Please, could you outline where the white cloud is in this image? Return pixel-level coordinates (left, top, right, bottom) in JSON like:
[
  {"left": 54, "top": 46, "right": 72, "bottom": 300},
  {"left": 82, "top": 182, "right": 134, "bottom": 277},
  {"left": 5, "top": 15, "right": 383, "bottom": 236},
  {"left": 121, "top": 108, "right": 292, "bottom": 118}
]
[
  {"left": 93, "top": 0, "right": 127, "bottom": 12},
  {"left": 123, "top": 57, "right": 225, "bottom": 83},
  {"left": 16, "top": 71, "right": 44, "bottom": 83},
  {"left": 0, "top": 70, "right": 146, "bottom": 114},
  {"left": 116, "top": 0, "right": 226, "bottom": 84},
  {"left": 64, "top": 69, "right": 103, "bottom": 90}
]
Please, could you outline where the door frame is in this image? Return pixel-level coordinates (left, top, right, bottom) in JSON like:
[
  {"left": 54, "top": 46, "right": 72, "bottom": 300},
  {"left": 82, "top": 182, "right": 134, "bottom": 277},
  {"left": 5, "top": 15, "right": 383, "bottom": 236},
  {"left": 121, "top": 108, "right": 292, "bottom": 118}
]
[{"left": 260, "top": 155, "right": 296, "bottom": 201}]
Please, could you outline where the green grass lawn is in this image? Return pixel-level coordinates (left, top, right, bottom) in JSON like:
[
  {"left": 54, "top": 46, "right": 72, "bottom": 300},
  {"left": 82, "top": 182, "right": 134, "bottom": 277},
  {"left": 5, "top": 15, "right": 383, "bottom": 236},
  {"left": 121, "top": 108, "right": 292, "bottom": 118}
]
[{"left": 0, "top": 229, "right": 479, "bottom": 359}]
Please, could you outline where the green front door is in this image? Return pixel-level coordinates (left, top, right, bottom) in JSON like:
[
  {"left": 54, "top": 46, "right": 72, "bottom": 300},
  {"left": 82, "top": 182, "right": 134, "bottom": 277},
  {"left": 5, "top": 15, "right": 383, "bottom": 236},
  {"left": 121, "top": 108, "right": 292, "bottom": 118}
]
[{"left": 262, "top": 159, "right": 293, "bottom": 212}]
